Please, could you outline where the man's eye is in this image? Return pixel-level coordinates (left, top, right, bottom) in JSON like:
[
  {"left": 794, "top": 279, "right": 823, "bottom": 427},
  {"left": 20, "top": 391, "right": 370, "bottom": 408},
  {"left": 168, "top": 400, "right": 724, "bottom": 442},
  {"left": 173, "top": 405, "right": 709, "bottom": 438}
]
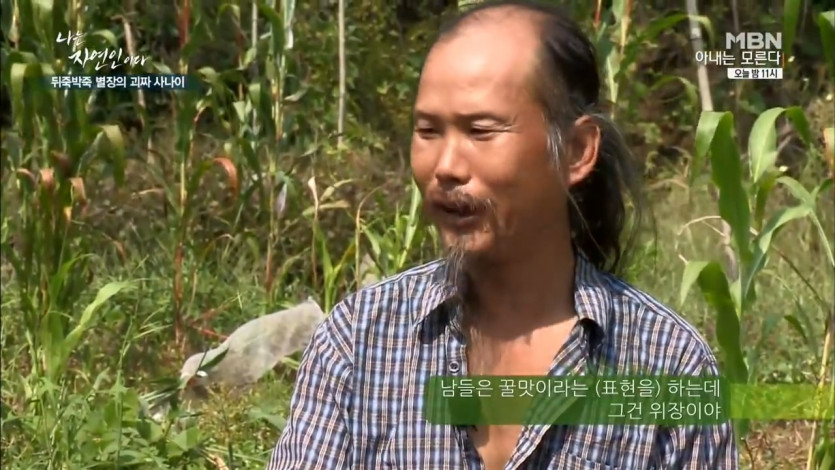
[
  {"left": 416, "top": 127, "right": 437, "bottom": 137},
  {"left": 470, "top": 128, "right": 495, "bottom": 139}
]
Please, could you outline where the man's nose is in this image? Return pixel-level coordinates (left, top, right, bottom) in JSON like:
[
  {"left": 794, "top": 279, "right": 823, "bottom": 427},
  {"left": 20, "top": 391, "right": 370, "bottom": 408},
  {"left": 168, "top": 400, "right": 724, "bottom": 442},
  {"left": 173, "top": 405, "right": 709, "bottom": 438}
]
[{"left": 433, "top": 135, "right": 470, "bottom": 187}]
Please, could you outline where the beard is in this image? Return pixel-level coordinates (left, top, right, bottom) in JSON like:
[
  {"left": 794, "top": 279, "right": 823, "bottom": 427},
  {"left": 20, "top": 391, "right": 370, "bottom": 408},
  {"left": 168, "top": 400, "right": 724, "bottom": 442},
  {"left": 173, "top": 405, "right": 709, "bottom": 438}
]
[
  {"left": 442, "top": 231, "right": 500, "bottom": 375},
  {"left": 435, "top": 193, "right": 498, "bottom": 314},
  {"left": 441, "top": 234, "right": 472, "bottom": 306}
]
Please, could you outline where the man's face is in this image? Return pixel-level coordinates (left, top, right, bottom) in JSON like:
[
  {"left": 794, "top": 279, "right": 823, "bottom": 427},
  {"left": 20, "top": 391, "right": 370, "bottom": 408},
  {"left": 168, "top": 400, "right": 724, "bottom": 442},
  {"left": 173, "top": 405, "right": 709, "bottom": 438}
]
[{"left": 410, "top": 19, "right": 567, "bottom": 260}]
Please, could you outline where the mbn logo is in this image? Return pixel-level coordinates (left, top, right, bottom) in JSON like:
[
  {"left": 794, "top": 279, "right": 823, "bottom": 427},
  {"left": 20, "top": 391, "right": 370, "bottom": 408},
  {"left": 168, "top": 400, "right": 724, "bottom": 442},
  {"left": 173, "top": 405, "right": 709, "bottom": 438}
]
[{"left": 725, "top": 32, "right": 782, "bottom": 50}]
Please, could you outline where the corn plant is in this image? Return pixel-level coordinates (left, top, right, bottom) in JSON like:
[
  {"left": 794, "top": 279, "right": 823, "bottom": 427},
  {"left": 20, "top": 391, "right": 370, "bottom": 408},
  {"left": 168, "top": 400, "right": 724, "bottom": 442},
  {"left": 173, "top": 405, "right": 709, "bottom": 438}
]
[
  {"left": 2, "top": 0, "right": 138, "bottom": 381},
  {"left": 591, "top": 1, "right": 703, "bottom": 120},
  {"left": 805, "top": 15, "right": 834, "bottom": 466},
  {"left": 359, "top": 179, "right": 437, "bottom": 283},
  {"left": 680, "top": 106, "right": 833, "bottom": 458},
  {"left": 144, "top": 0, "right": 299, "bottom": 346},
  {"left": 679, "top": 9, "right": 834, "bottom": 465},
  {"left": 817, "top": 10, "right": 835, "bottom": 79},
  {"left": 305, "top": 175, "right": 354, "bottom": 311}
]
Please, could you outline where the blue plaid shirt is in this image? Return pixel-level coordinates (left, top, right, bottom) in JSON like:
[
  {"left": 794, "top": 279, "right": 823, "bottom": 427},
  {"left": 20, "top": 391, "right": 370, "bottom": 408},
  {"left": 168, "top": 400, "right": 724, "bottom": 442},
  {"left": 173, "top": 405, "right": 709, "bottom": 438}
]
[{"left": 268, "top": 255, "right": 738, "bottom": 469}]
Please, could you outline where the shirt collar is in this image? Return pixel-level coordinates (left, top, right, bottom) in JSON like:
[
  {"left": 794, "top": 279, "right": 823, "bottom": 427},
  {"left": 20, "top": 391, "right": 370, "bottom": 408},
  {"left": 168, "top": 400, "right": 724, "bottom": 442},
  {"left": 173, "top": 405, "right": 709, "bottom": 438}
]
[{"left": 412, "top": 252, "right": 613, "bottom": 340}]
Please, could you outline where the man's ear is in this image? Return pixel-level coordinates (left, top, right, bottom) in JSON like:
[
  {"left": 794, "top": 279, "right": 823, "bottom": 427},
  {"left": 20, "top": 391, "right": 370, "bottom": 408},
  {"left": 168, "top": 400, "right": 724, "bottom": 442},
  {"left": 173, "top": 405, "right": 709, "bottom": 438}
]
[{"left": 566, "top": 115, "right": 600, "bottom": 187}]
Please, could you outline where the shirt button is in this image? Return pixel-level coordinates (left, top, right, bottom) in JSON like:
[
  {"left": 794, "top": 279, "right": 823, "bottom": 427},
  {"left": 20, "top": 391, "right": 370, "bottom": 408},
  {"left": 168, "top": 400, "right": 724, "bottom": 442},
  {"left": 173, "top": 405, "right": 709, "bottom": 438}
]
[{"left": 448, "top": 361, "right": 460, "bottom": 373}]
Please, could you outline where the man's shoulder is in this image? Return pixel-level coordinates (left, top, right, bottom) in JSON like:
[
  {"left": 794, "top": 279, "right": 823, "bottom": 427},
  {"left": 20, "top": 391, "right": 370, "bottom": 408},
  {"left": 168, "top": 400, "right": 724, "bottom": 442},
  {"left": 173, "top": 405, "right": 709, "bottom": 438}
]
[
  {"left": 597, "top": 271, "right": 719, "bottom": 374},
  {"left": 329, "top": 259, "right": 446, "bottom": 323},
  {"left": 359, "top": 259, "right": 446, "bottom": 293}
]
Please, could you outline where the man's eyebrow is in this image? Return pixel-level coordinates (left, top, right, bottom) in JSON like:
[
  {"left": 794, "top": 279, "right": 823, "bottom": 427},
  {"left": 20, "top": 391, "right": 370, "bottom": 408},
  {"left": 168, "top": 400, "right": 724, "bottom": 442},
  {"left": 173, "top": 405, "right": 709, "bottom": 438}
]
[
  {"left": 458, "top": 112, "right": 513, "bottom": 124},
  {"left": 413, "top": 110, "right": 512, "bottom": 123},
  {"left": 413, "top": 110, "right": 436, "bottom": 122}
]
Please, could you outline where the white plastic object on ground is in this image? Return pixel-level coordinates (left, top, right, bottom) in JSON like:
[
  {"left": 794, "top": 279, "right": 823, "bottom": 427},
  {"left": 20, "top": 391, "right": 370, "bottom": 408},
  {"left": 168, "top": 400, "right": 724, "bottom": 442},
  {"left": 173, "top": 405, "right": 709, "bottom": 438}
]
[{"left": 179, "top": 298, "right": 326, "bottom": 392}]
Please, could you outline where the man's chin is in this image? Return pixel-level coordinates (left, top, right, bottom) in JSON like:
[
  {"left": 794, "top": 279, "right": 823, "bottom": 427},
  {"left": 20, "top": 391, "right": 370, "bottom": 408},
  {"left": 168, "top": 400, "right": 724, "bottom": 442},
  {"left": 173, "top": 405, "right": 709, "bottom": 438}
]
[
  {"left": 441, "top": 231, "right": 492, "bottom": 256},
  {"left": 440, "top": 231, "right": 496, "bottom": 305}
]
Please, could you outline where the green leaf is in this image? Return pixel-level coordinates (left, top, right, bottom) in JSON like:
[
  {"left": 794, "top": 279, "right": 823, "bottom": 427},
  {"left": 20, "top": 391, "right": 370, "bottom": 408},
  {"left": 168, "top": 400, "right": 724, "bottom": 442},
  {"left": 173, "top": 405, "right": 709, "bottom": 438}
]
[
  {"left": 171, "top": 426, "right": 201, "bottom": 452},
  {"left": 643, "top": 13, "right": 714, "bottom": 46},
  {"left": 41, "top": 308, "right": 66, "bottom": 380},
  {"left": 691, "top": 261, "right": 747, "bottom": 383},
  {"left": 782, "top": 0, "right": 802, "bottom": 59},
  {"left": 680, "top": 261, "right": 709, "bottom": 306},
  {"left": 458, "top": 0, "right": 482, "bottom": 10},
  {"left": 741, "top": 205, "right": 810, "bottom": 308},
  {"left": 197, "top": 66, "right": 220, "bottom": 89},
  {"left": 218, "top": 2, "right": 240, "bottom": 22},
  {"left": 756, "top": 206, "right": 811, "bottom": 255},
  {"left": 64, "top": 281, "right": 135, "bottom": 366},
  {"left": 748, "top": 107, "right": 809, "bottom": 185},
  {"left": 203, "top": 346, "right": 230, "bottom": 371},
  {"left": 818, "top": 11, "right": 835, "bottom": 78},
  {"left": 783, "top": 107, "right": 811, "bottom": 144},
  {"left": 247, "top": 407, "right": 287, "bottom": 431},
  {"left": 97, "top": 125, "right": 126, "bottom": 186},
  {"left": 695, "top": 111, "right": 751, "bottom": 266},
  {"left": 90, "top": 29, "right": 119, "bottom": 49},
  {"left": 746, "top": 307, "right": 783, "bottom": 379},
  {"left": 9, "top": 62, "right": 55, "bottom": 137},
  {"left": 643, "top": 13, "right": 688, "bottom": 41},
  {"left": 363, "top": 226, "right": 382, "bottom": 258},
  {"left": 784, "top": 297, "right": 816, "bottom": 355},
  {"left": 648, "top": 75, "right": 699, "bottom": 109},
  {"left": 752, "top": 168, "right": 781, "bottom": 229},
  {"left": 693, "top": 111, "right": 722, "bottom": 183},
  {"left": 282, "top": 0, "right": 297, "bottom": 51},
  {"left": 248, "top": 82, "right": 263, "bottom": 122},
  {"left": 820, "top": 438, "right": 835, "bottom": 470},
  {"left": 783, "top": 315, "right": 809, "bottom": 345},
  {"left": 777, "top": 176, "right": 835, "bottom": 268},
  {"left": 777, "top": 175, "right": 814, "bottom": 205},
  {"left": 138, "top": 418, "right": 165, "bottom": 443},
  {"left": 748, "top": 107, "right": 784, "bottom": 184},
  {"left": 258, "top": 2, "right": 286, "bottom": 55}
]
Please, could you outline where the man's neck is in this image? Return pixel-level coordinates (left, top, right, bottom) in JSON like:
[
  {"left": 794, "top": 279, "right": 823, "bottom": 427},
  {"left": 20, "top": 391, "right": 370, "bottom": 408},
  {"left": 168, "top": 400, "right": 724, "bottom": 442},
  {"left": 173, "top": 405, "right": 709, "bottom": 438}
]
[{"left": 463, "top": 236, "right": 577, "bottom": 333}]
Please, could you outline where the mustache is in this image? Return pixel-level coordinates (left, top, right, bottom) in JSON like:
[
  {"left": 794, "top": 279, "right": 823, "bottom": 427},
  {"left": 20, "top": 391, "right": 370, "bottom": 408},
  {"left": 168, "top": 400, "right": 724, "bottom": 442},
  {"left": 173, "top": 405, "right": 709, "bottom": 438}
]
[{"left": 427, "top": 188, "right": 495, "bottom": 214}]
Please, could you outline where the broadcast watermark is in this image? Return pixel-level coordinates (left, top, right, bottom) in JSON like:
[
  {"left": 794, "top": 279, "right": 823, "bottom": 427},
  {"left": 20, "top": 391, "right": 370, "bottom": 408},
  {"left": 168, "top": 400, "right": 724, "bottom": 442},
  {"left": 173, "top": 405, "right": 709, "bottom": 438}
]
[
  {"left": 56, "top": 30, "right": 150, "bottom": 72},
  {"left": 694, "top": 32, "right": 785, "bottom": 80},
  {"left": 50, "top": 74, "right": 189, "bottom": 91},
  {"left": 50, "top": 30, "right": 190, "bottom": 91}
]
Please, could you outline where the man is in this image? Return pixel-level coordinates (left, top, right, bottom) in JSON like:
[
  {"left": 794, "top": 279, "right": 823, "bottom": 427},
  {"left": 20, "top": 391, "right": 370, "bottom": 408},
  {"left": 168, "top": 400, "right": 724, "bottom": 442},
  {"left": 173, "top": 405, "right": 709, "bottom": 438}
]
[{"left": 268, "top": 1, "right": 738, "bottom": 468}]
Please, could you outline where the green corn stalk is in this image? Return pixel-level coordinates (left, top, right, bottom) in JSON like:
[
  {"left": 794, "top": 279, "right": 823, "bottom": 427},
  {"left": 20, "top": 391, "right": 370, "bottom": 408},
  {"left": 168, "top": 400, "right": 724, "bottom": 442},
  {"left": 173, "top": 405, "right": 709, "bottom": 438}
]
[
  {"left": 161, "top": 0, "right": 241, "bottom": 347},
  {"left": 359, "top": 179, "right": 436, "bottom": 282},
  {"left": 681, "top": 107, "right": 832, "bottom": 447},
  {"left": 265, "top": 0, "right": 296, "bottom": 303},
  {"left": 1, "top": 0, "right": 140, "bottom": 462},
  {"left": 818, "top": 11, "right": 835, "bottom": 90},
  {"left": 223, "top": 0, "right": 296, "bottom": 304},
  {"left": 3, "top": 0, "right": 128, "bottom": 383},
  {"left": 304, "top": 176, "right": 353, "bottom": 311},
  {"left": 806, "top": 11, "right": 835, "bottom": 470},
  {"left": 592, "top": 2, "right": 705, "bottom": 120}
]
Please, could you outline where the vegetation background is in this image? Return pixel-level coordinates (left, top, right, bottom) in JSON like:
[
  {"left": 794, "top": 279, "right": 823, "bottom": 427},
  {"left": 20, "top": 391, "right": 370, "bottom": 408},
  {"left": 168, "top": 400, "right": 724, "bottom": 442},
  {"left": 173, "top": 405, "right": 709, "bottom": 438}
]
[{"left": 1, "top": 0, "right": 833, "bottom": 468}]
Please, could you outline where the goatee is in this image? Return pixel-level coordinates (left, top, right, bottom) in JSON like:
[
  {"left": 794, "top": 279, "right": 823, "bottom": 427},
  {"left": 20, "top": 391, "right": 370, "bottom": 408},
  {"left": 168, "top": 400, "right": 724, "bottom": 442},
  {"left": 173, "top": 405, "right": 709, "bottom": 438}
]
[{"left": 442, "top": 235, "right": 472, "bottom": 308}]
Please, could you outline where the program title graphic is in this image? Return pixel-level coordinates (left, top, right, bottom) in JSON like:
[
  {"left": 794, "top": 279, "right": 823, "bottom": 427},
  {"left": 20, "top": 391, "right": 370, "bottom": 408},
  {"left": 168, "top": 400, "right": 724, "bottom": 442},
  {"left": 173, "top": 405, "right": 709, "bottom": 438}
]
[
  {"left": 694, "top": 31, "right": 785, "bottom": 80},
  {"left": 52, "top": 30, "right": 186, "bottom": 91}
]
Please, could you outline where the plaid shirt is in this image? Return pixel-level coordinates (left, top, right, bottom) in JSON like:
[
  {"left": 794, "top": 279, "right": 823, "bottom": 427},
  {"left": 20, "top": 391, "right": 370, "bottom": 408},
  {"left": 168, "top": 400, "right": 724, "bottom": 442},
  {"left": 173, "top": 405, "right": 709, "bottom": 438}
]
[{"left": 268, "top": 255, "right": 738, "bottom": 469}]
